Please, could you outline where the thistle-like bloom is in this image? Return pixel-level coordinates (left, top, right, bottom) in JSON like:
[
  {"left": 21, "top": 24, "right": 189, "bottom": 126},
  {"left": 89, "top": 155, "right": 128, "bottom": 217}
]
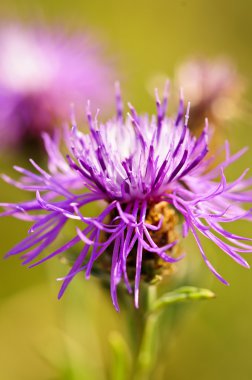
[
  {"left": 1, "top": 84, "right": 252, "bottom": 311},
  {"left": 176, "top": 58, "right": 244, "bottom": 134},
  {"left": 0, "top": 25, "right": 113, "bottom": 148}
]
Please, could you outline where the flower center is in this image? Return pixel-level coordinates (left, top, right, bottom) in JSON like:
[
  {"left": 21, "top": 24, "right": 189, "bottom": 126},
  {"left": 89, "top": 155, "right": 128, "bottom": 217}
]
[{"left": 97, "top": 201, "right": 180, "bottom": 285}]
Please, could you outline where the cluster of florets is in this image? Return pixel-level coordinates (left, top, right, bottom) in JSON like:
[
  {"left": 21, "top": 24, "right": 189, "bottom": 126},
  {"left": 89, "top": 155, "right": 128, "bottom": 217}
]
[{"left": 1, "top": 84, "right": 252, "bottom": 310}]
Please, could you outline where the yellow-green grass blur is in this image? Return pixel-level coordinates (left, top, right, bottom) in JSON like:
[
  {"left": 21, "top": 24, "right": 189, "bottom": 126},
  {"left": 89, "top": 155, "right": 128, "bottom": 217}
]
[{"left": 0, "top": 1, "right": 252, "bottom": 379}]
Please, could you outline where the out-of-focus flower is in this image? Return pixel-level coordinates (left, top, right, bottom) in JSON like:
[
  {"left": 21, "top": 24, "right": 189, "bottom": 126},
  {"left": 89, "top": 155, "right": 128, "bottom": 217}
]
[
  {"left": 0, "top": 25, "right": 114, "bottom": 149},
  {"left": 1, "top": 84, "right": 252, "bottom": 311},
  {"left": 175, "top": 58, "right": 244, "bottom": 135}
]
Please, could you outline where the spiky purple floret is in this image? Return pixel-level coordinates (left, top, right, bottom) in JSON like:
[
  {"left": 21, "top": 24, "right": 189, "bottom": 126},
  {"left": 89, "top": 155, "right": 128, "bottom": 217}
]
[{"left": 1, "top": 84, "right": 252, "bottom": 310}]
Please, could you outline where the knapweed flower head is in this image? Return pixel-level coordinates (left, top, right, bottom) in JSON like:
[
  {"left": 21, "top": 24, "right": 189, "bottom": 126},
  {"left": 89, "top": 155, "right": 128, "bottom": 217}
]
[
  {"left": 0, "top": 24, "right": 113, "bottom": 148},
  {"left": 176, "top": 58, "right": 244, "bottom": 134},
  {"left": 1, "top": 84, "right": 252, "bottom": 311}
]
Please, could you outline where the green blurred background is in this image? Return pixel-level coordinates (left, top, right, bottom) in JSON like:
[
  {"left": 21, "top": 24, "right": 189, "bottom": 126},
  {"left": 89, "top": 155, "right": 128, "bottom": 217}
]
[{"left": 0, "top": 1, "right": 252, "bottom": 379}]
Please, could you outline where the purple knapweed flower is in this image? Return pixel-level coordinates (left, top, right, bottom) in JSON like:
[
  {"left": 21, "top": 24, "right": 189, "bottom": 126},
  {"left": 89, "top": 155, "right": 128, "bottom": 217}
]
[
  {"left": 176, "top": 58, "right": 244, "bottom": 134},
  {"left": 1, "top": 84, "right": 252, "bottom": 311},
  {"left": 0, "top": 25, "right": 113, "bottom": 148}
]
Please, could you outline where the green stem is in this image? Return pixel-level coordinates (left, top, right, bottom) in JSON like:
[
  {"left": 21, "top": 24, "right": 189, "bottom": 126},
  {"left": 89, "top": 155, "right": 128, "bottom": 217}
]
[
  {"left": 147, "top": 285, "right": 157, "bottom": 309},
  {"left": 133, "top": 286, "right": 215, "bottom": 380},
  {"left": 133, "top": 285, "right": 158, "bottom": 380}
]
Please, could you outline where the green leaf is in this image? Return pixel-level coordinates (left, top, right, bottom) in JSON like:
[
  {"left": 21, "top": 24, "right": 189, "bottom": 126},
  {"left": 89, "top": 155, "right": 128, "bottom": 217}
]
[
  {"left": 150, "top": 286, "right": 215, "bottom": 313},
  {"left": 109, "top": 331, "right": 131, "bottom": 380}
]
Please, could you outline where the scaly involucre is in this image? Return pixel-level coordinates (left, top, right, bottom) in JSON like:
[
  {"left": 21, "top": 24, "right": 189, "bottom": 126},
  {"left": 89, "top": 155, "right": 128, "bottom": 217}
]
[{"left": 1, "top": 84, "right": 252, "bottom": 310}]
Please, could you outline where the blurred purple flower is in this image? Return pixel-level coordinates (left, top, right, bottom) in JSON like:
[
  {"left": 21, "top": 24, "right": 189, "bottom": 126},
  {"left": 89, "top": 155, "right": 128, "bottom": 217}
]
[
  {"left": 1, "top": 84, "right": 252, "bottom": 311},
  {"left": 0, "top": 25, "right": 114, "bottom": 148},
  {"left": 176, "top": 58, "right": 244, "bottom": 133}
]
